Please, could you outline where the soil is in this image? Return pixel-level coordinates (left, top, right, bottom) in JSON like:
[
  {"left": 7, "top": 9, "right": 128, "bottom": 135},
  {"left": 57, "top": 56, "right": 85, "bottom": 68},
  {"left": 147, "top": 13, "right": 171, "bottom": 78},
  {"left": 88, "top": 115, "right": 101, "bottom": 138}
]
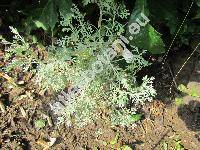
[{"left": 0, "top": 49, "right": 200, "bottom": 149}]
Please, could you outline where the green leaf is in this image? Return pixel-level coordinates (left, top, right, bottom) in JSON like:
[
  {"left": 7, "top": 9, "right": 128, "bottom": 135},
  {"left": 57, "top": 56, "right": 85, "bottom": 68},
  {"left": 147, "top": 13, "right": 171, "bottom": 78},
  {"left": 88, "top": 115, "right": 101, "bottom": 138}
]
[
  {"left": 22, "top": 8, "right": 44, "bottom": 33},
  {"left": 121, "top": 145, "right": 132, "bottom": 150},
  {"left": 126, "top": 0, "right": 165, "bottom": 54},
  {"left": 175, "top": 140, "right": 184, "bottom": 150},
  {"left": 34, "top": 20, "right": 47, "bottom": 31},
  {"left": 178, "top": 84, "right": 188, "bottom": 94},
  {"left": 163, "top": 141, "right": 168, "bottom": 150},
  {"left": 40, "top": 0, "right": 58, "bottom": 30},
  {"left": 175, "top": 97, "right": 184, "bottom": 106},
  {"left": 110, "top": 133, "right": 120, "bottom": 145},
  {"left": 32, "top": 35, "right": 38, "bottom": 43},
  {"left": 193, "top": 9, "right": 200, "bottom": 19},
  {"left": 127, "top": 25, "right": 165, "bottom": 54},
  {"left": 189, "top": 88, "right": 200, "bottom": 98},
  {"left": 25, "top": 0, "right": 72, "bottom": 32},
  {"left": 131, "top": 114, "right": 142, "bottom": 122},
  {"left": 148, "top": 0, "right": 179, "bottom": 34},
  {"left": 56, "top": 0, "right": 72, "bottom": 16},
  {"left": 196, "top": 0, "right": 200, "bottom": 7},
  {"left": 34, "top": 119, "right": 46, "bottom": 129}
]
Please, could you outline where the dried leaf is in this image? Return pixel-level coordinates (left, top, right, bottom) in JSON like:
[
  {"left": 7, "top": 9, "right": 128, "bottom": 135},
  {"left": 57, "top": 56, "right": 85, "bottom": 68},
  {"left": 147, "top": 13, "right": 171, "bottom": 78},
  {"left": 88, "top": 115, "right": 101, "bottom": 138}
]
[
  {"left": 20, "top": 107, "right": 27, "bottom": 118},
  {"left": 47, "top": 137, "right": 56, "bottom": 146},
  {"left": 36, "top": 139, "right": 50, "bottom": 150},
  {"left": 0, "top": 100, "right": 6, "bottom": 113}
]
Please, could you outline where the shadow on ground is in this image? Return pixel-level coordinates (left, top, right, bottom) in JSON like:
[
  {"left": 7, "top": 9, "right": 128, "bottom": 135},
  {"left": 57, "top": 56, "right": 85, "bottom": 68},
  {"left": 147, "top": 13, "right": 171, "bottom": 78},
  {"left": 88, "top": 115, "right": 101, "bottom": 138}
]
[{"left": 178, "top": 100, "right": 200, "bottom": 140}]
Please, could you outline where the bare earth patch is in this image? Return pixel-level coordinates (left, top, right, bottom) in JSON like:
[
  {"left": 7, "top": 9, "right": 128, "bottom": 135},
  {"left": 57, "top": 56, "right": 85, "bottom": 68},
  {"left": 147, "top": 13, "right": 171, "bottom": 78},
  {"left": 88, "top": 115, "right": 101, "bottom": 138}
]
[{"left": 0, "top": 52, "right": 199, "bottom": 149}]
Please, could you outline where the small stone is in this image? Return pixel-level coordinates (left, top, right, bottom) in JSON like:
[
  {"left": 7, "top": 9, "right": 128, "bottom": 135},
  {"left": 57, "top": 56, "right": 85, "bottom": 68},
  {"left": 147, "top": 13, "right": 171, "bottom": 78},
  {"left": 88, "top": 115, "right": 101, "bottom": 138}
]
[{"left": 17, "top": 80, "right": 25, "bottom": 85}]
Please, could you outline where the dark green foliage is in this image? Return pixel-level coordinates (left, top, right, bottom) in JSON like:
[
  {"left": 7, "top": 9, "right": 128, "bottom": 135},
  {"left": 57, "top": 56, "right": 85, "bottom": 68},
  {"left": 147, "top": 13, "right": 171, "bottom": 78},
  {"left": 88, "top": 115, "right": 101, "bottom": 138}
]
[
  {"left": 0, "top": 0, "right": 199, "bottom": 53},
  {"left": 37, "top": 0, "right": 72, "bottom": 31},
  {"left": 125, "top": 0, "right": 200, "bottom": 54},
  {"left": 126, "top": 0, "right": 165, "bottom": 54}
]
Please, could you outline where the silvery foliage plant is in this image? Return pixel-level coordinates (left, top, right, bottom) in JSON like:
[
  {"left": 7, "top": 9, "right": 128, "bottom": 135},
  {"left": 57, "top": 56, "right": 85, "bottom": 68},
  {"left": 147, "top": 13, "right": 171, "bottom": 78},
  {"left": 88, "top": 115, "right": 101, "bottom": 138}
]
[{"left": 44, "top": 1, "right": 157, "bottom": 127}]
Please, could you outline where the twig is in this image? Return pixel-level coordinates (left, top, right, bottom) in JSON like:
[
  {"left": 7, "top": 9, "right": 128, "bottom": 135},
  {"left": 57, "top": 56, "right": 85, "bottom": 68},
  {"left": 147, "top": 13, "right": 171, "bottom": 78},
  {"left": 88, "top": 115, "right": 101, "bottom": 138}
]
[
  {"left": 28, "top": 101, "right": 38, "bottom": 124},
  {"left": 0, "top": 72, "right": 16, "bottom": 85},
  {"left": 167, "top": 63, "right": 177, "bottom": 88}
]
